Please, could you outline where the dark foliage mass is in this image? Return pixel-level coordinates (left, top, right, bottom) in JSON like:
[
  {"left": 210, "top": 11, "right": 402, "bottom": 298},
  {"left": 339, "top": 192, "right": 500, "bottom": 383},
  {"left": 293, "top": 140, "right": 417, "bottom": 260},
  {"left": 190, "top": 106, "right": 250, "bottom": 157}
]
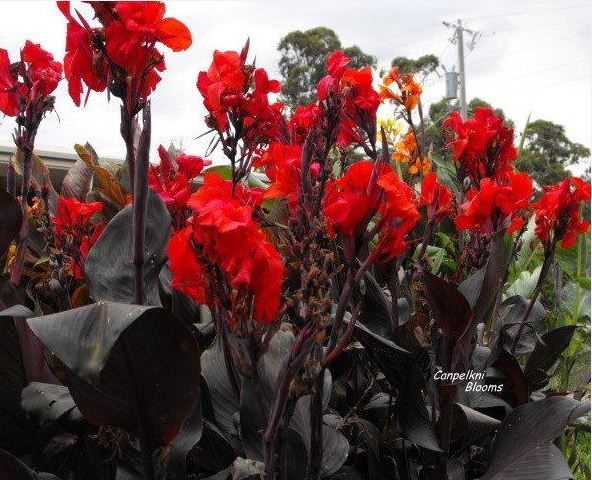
[{"left": 0, "top": 3, "right": 590, "bottom": 480}]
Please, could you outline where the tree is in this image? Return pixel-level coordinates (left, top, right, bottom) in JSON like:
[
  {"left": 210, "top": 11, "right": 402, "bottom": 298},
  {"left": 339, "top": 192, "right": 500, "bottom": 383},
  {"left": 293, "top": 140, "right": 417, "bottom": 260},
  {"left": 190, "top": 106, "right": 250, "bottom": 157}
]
[
  {"left": 278, "top": 27, "right": 376, "bottom": 109},
  {"left": 516, "top": 120, "right": 590, "bottom": 186},
  {"left": 391, "top": 54, "right": 440, "bottom": 77}
]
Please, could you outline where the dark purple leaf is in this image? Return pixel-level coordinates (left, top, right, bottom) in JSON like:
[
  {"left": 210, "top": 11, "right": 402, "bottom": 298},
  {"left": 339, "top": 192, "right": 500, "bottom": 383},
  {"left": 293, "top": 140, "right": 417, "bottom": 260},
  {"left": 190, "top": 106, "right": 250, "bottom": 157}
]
[
  {"left": 85, "top": 189, "right": 170, "bottom": 306},
  {"left": 60, "top": 152, "right": 95, "bottom": 200},
  {"left": 492, "top": 349, "right": 529, "bottom": 406},
  {"left": 21, "top": 382, "right": 83, "bottom": 431},
  {"left": 352, "top": 322, "right": 442, "bottom": 452},
  {"left": 525, "top": 326, "right": 576, "bottom": 391},
  {"left": 422, "top": 270, "right": 473, "bottom": 370},
  {"left": 449, "top": 403, "right": 500, "bottom": 452},
  {"left": 0, "top": 448, "right": 58, "bottom": 479},
  {"left": 26, "top": 302, "right": 201, "bottom": 447},
  {"left": 482, "top": 397, "right": 590, "bottom": 480},
  {"left": 499, "top": 295, "right": 547, "bottom": 355},
  {"left": 0, "top": 314, "right": 33, "bottom": 455}
]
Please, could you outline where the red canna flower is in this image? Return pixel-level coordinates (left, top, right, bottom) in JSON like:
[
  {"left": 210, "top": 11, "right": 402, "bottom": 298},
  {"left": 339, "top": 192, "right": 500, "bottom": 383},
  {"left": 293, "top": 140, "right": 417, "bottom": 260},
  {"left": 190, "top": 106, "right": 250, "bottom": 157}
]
[
  {"left": 323, "top": 160, "right": 420, "bottom": 261},
  {"left": 149, "top": 145, "right": 211, "bottom": 217},
  {"left": 168, "top": 173, "right": 284, "bottom": 325},
  {"left": 168, "top": 225, "right": 209, "bottom": 303},
  {"left": 455, "top": 171, "right": 533, "bottom": 235},
  {"left": 58, "top": 1, "right": 191, "bottom": 108},
  {"left": 317, "top": 50, "right": 380, "bottom": 147},
  {"left": 376, "top": 170, "right": 421, "bottom": 261},
  {"left": 532, "top": 176, "right": 591, "bottom": 249},
  {"left": 197, "top": 49, "right": 282, "bottom": 135},
  {"left": 53, "top": 197, "right": 104, "bottom": 279},
  {"left": 324, "top": 161, "right": 387, "bottom": 238},
  {"left": 444, "top": 107, "right": 517, "bottom": 185},
  {"left": 0, "top": 41, "right": 62, "bottom": 117},
  {"left": 420, "top": 172, "right": 454, "bottom": 223},
  {"left": 290, "top": 103, "right": 322, "bottom": 145},
  {"left": 254, "top": 142, "right": 304, "bottom": 211}
]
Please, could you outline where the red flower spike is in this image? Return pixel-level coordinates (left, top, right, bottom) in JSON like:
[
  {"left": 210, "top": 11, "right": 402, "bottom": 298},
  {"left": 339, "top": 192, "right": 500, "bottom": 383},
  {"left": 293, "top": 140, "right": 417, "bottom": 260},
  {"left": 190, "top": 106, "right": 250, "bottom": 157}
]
[
  {"left": 168, "top": 173, "right": 284, "bottom": 325},
  {"left": 58, "top": 1, "right": 191, "bottom": 107},
  {"left": 532, "top": 176, "right": 591, "bottom": 249},
  {"left": 444, "top": 107, "right": 517, "bottom": 184},
  {"left": 197, "top": 47, "right": 282, "bottom": 143},
  {"left": 53, "top": 197, "right": 104, "bottom": 280},
  {"left": 420, "top": 172, "right": 454, "bottom": 223},
  {"left": 455, "top": 171, "right": 533, "bottom": 235},
  {"left": 148, "top": 145, "right": 211, "bottom": 216},
  {"left": 317, "top": 50, "right": 380, "bottom": 148},
  {"left": 324, "top": 161, "right": 388, "bottom": 238},
  {"left": 0, "top": 42, "right": 62, "bottom": 117}
]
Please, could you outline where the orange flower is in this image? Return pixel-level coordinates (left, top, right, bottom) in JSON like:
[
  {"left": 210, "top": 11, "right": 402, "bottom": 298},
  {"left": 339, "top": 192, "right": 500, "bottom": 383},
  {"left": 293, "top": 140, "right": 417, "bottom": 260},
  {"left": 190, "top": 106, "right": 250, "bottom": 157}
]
[
  {"left": 392, "top": 131, "right": 417, "bottom": 164},
  {"left": 380, "top": 68, "right": 422, "bottom": 111},
  {"left": 408, "top": 156, "right": 431, "bottom": 176}
]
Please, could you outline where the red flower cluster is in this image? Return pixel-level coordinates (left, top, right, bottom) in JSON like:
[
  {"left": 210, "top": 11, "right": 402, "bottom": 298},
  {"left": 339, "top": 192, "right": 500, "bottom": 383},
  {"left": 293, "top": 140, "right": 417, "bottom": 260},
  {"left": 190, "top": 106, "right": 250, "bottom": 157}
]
[
  {"left": 168, "top": 173, "right": 284, "bottom": 324},
  {"left": 254, "top": 143, "right": 305, "bottom": 212},
  {"left": 149, "top": 145, "right": 211, "bottom": 217},
  {"left": 445, "top": 108, "right": 533, "bottom": 236},
  {"left": 53, "top": 197, "right": 104, "bottom": 279},
  {"left": 532, "top": 177, "right": 591, "bottom": 249},
  {"left": 376, "top": 170, "right": 422, "bottom": 260},
  {"left": 58, "top": 1, "right": 192, "bottom": 107},
  {"left": 323, "top": 161, "right": 420, "bottom": 261},
  {"left": 197, "top": 48, "right": 283, "bottom": 141},
  {"left": 420, "top": 172, "right": 454, "bottom": 223},
  {"left": 290, "top": 103, "right": 322, "bottom": 145},
  {"left": 455, "top": 171, "right": 533, "bottom": 235},
  {"left": 317, "top": 51, "right": 381, "bottom": 146},
  {"left": 445, "top": 108, "right": 517, "bottom": 184},
  {"left": 0, "top": 41, "right": 62, "bottom": 116}
]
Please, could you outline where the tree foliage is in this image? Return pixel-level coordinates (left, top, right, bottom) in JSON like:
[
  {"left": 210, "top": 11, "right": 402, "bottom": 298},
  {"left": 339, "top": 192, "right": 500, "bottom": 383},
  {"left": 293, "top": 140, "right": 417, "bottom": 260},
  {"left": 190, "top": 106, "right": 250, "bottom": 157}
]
[
  {"left": 278, "top": 27, "right": 376, "bottom": 108},
  {"left": 391, "top": 54, "right": 440, "bottom": 77}
]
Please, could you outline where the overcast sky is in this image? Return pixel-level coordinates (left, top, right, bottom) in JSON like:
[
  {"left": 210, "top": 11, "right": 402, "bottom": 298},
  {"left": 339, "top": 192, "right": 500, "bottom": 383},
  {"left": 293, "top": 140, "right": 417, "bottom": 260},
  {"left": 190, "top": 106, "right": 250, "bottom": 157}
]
[{"left": 0, "top": 1, "right": 590, "bottom": 170}]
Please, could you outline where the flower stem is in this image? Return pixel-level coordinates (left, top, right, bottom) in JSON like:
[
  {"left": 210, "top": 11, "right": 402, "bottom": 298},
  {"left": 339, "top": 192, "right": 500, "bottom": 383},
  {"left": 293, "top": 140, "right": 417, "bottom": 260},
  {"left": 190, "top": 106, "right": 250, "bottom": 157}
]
[
  {"left": 132, "top": 104, "right": 151, "bottom": 305},
  {"left": 510, "top": 244, "right": 555, "bottom": 354},
  {"left": 10, "top": 140, "right": 35, "bottom": 286}
]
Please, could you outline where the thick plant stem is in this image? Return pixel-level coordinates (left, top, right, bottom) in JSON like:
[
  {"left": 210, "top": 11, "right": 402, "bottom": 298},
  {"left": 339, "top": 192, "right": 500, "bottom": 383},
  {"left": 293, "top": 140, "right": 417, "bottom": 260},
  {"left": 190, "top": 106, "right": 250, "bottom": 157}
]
[
  {"left": 132, "top": 104, "right": 151, "bottom": 305},
  {"left": 510, "top": 245, "right": 555, "bottom": 354},
  {"left": 10, "top": 142, "right": 35, "bottom": 286},
  {"left": 308, "top": 356, "right": 324, "bottom": 480},
  {"left": 263, "top": 324, "right": 315, "bottom": 479},
  {"left": 121, "top": 106, "right": 136, "bottom": 192}
]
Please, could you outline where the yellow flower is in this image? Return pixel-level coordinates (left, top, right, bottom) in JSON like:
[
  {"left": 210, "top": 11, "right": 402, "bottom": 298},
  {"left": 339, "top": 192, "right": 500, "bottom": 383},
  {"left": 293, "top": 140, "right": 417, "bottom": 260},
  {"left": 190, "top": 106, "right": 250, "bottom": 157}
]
[{"left": 377, "top": 117, "right": 403, "bottom": 144}]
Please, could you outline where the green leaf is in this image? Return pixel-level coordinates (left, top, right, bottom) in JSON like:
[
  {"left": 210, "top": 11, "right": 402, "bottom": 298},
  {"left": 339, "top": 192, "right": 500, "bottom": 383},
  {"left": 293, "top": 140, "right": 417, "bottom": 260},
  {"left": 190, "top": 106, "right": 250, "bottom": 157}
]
[{"left": 505, "top": 265, "right": 542, "bottom": 299}]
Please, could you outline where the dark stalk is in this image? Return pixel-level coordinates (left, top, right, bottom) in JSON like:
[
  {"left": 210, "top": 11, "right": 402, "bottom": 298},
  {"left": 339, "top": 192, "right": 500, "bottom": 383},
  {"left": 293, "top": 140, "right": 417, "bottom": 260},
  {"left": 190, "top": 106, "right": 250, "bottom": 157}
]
[
  {"left": 263, "top": 324, "right": 316, "bottom": 480},
  {"left": 120, "top": 106, "right": 136, "bottom": 192},
  {"left": 308, "top": 347, "right": 324, "bottom": 480},
  {"left": 10, "top": 137, "right": 36, "bottom": 286},
  {"left": 510, "top": 243, "right": 555, "bottom": 354},
  {"left": 132, "top": 103, "right": 151, "bottom": 305}
]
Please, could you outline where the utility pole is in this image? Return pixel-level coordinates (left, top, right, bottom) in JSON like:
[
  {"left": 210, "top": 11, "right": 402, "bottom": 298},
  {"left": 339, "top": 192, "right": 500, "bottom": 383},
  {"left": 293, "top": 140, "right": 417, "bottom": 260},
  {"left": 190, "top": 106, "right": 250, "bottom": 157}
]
[
  {"left": 443, "top": 20, "right": 479, "bottom": 119},
  {"left": 456, "top": 20, "right": 467, "bottom": 119}
]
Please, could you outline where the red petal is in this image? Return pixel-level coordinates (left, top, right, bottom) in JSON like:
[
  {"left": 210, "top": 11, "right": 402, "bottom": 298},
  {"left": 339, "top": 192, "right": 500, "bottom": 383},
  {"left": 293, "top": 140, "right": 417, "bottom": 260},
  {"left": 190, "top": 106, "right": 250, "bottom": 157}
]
[{"left": 158, "top": 17, "right": 192, "bottom": 51}]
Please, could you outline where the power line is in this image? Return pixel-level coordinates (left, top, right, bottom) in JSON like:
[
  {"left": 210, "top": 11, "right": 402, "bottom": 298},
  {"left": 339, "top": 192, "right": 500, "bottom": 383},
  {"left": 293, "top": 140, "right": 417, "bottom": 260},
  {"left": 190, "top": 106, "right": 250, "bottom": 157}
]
[
  {"left": 468, "top": 30, "right": 590, "bottom": 65},
  {"left": 480, "top": 19, "right": 590, "bottom": 32},
  {"left": 475, "top": 57, "right": 591, "bottom": 86},
  {"left": 464, "top": 3, "right": 592, "bottom": 21},
  {"left": 512, "top": 74, "right": 590, "bottom": 93}
]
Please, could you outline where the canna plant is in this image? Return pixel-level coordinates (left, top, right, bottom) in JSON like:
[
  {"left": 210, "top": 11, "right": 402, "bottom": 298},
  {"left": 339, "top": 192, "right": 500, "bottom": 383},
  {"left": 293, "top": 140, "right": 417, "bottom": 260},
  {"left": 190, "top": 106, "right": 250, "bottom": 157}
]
[{"left": 0, "top": 2, "right": 590, "bottom": 480}]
